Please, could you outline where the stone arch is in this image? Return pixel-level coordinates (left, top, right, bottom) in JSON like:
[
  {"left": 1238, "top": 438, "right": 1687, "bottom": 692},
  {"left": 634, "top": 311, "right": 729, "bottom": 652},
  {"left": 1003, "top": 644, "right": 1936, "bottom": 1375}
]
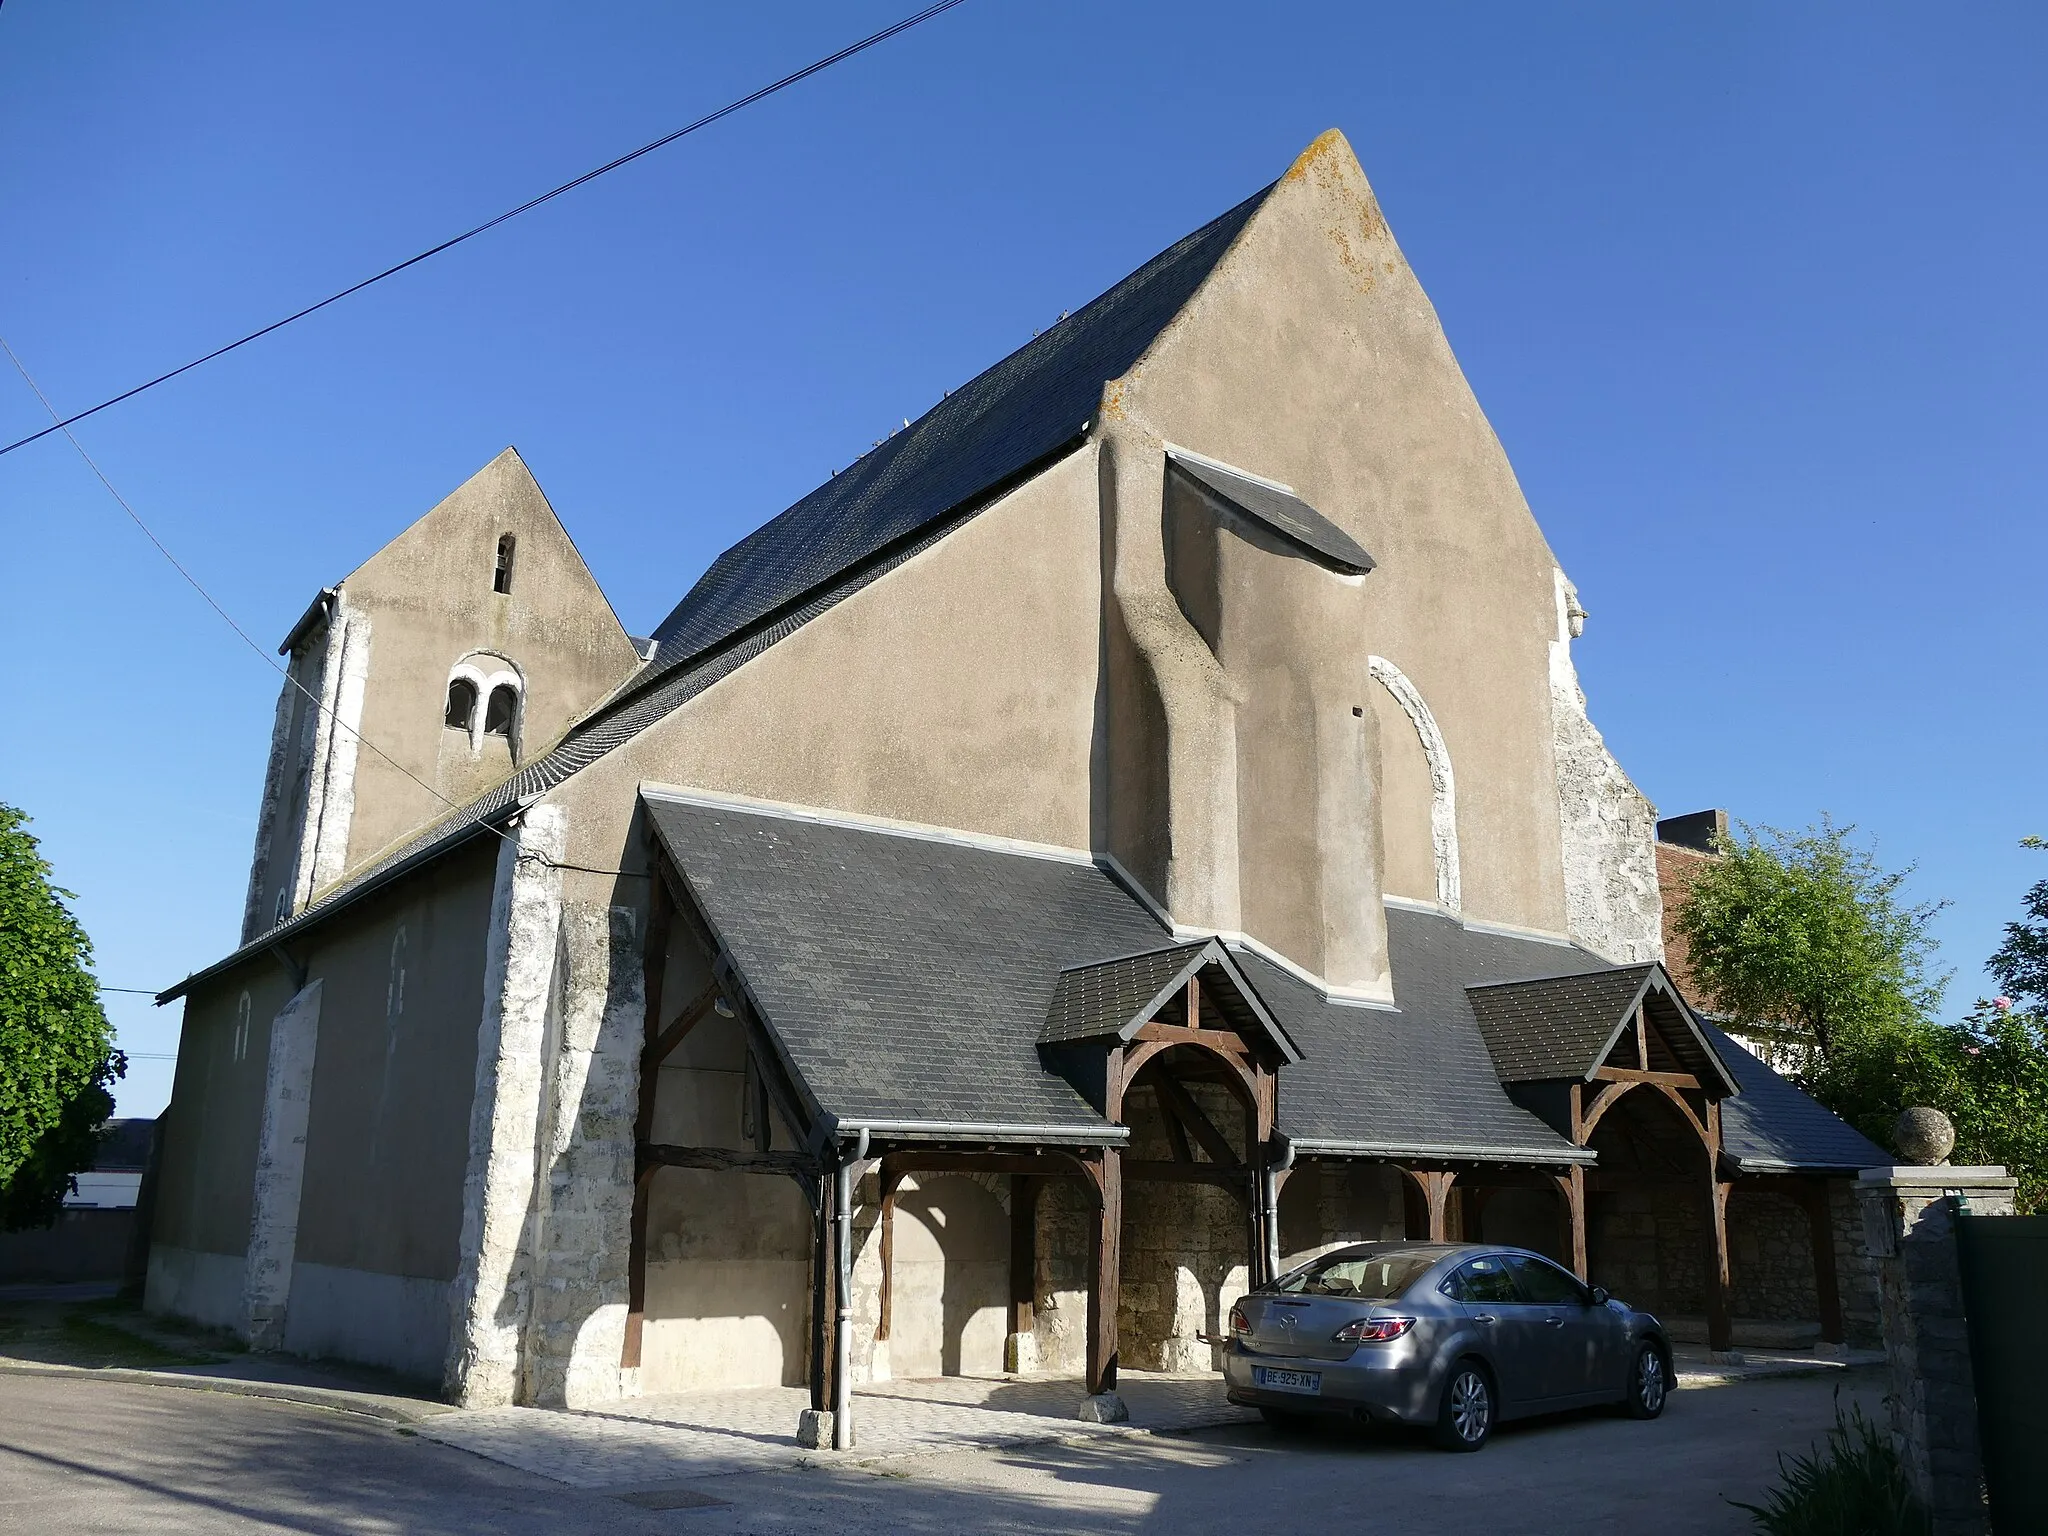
[
  {"left": 1368, "top": 656, "right": 1461, "bottom": 910},
  {"left": 888, "top": 1174, "right": 1010, "bottom": 1377}
]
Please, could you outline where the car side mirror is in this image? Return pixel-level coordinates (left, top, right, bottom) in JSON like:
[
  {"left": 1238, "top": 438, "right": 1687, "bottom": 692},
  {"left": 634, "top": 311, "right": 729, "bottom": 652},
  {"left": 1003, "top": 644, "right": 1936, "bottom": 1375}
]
[{"left": 1589, "top": 1286, "right": 1611, "bottom": 1306}]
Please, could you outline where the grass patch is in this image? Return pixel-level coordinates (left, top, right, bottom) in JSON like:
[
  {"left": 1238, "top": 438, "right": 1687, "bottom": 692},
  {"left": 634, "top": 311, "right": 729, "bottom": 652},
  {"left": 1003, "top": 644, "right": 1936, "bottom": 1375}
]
[{"left": 0, "top": 1302, "right": 220, "bottom": 1370}]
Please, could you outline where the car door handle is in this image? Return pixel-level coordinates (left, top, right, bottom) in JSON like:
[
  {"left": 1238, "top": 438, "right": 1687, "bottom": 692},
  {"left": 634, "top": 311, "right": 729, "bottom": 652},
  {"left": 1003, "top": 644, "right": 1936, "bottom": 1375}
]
[
  {"left": 1471, "top": 1314, "right": 1497, "bottom": 1325},
  {"left": 1545, "top": 1316, "right": 1566, "bottom": 1328}
]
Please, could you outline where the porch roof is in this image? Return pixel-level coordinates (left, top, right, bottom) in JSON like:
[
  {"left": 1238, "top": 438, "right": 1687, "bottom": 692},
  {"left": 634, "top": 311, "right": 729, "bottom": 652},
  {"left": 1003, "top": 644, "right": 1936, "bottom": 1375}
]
[
  {"left": 1465, "top": 963, "right": 1741, "bottom": 1096},
  {"left": 639, "top": 789, "right": 1880, "bottom": 1172}
]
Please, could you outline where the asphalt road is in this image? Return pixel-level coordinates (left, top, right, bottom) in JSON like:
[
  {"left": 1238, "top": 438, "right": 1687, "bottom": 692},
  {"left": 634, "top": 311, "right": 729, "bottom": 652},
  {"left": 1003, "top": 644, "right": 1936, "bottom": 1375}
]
[{"left": 0, "top": 1368, "right": 1877, "bottom": 1534}]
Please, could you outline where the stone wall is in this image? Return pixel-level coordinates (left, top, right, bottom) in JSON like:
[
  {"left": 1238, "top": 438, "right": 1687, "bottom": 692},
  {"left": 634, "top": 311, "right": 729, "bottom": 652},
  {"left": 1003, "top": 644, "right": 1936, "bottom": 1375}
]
[{"left": 1585, "top": 1177, "right": 1880, "bottom": 1348}]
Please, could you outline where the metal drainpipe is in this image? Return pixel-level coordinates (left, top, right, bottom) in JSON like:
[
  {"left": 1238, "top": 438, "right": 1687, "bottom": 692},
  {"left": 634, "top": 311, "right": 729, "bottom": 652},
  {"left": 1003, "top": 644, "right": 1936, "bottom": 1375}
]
[
  {"left": 832, "top": 1127, "right": 869, "bottom": 1450},
  {"left": 1261, "top": 1136, "right": 1296, "bottom": 1284}
]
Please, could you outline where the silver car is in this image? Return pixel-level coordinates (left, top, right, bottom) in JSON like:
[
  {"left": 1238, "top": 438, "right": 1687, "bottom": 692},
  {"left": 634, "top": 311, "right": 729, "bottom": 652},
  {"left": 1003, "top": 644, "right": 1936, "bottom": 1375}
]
[{"left": 1223, "top": 1242, "right": 1671, "bottom": 1451}]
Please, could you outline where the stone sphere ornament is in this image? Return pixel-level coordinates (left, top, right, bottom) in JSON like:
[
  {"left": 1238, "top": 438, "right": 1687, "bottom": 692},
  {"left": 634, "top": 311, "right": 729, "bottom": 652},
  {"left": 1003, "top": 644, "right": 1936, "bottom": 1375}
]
[{"left": 1893, "top": 1106, "right": 1956, "bottom": 1166}]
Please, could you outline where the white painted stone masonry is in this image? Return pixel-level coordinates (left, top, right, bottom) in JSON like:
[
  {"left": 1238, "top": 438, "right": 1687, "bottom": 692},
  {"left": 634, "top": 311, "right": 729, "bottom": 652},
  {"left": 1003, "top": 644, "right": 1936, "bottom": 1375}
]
[
  {"left": 445, "top": 806, "right": 565, "bottom": 1406},
  {"left": 521, "top": 899, "right": 643, "bottom": 1408},
  {"left": 1547, "top": 570, "right": 1662, "bottom": 963},
  {"left": 242, "top": 979, "right": 323, "bottom": 1350}
]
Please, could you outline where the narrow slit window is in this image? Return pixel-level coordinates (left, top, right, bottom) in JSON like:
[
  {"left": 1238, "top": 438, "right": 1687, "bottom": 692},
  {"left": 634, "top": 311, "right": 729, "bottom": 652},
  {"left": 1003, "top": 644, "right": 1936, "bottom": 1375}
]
[
  {"left": 484, "top": 683, "right": 519, "bottom": 737},
  {"left": 444, "top": 677, "right": 478, "bottom": 731},
  {"left": 493, "top": 533, "right": 516, "bottom": 594}
]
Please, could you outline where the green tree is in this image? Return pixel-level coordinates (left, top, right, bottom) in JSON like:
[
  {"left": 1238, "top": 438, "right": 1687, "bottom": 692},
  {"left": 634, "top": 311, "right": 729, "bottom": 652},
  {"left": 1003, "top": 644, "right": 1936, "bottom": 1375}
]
[
  {"left": 0, "top": 803, "right": 124, "bottom": 1230},
  {"left": 1672, "top": 819, "right": 1946, "bottom": 1060},
  {"left": 1762, "top": 836, "right": 2048, "bottom": 1213},
  {"left": 1988, "top": 837, "right": 2048, "bottom": 1012}
]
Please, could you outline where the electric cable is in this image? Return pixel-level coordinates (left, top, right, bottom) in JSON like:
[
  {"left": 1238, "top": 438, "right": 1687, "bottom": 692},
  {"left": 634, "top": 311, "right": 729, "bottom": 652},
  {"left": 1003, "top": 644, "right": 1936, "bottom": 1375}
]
[
  {"left": 0, "top": 0, "right": 969, "bottom": 459},
  {"left": 1, "top": 337, "right": 641, "bottom": 889}
]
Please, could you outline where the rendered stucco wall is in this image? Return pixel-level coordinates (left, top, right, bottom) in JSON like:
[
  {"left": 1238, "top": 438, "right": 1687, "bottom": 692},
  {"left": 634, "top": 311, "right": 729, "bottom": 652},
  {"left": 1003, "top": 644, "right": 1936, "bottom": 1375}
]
[
  {"left": 320, "top": 450, "right": 640, "bottom": 884},
  {"left": 291, "top": 841, "right": 497, "bottom": 1289},
  {"left": 150, "top": 965, "right": 296, "bottom": 1290},
  {"left": 1100, "top": 129, "right": 1575, "bottom": 950},
  {"left": 547, "top": 451, "right": 1105, "bottom": 882},
  {"left": 640, "top": 938, "right": 814, "bottom": 1395}
]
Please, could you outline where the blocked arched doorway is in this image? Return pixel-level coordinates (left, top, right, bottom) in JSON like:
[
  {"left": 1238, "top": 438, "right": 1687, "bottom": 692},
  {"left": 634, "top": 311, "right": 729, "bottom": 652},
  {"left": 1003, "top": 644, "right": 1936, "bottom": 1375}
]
[{"left": 883, "top": 1175, "right": 1010, "bottom": 1378}]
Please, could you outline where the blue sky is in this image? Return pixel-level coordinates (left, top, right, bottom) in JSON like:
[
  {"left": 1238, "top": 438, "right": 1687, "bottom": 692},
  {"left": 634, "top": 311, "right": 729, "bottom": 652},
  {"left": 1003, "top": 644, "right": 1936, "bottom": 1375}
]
[{"left": 2, "top": 3, "right": 2042, "bottom": 1118}]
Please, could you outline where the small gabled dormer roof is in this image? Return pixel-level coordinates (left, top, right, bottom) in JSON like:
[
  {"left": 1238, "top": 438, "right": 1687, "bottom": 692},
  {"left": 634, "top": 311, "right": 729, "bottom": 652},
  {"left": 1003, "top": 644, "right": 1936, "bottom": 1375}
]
[
  {"left": 1465, "top": 963, "right": 1740, "bottom": 1097},
  {"left": 1040, "top": 937, "right": 1303, "bottom": 1064}
]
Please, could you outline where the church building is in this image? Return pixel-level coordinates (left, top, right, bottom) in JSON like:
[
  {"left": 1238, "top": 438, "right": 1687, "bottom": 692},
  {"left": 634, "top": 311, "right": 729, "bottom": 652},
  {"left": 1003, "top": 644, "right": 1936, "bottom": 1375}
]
[{"left": 150, "top": 131, "right": 1885, "bottom": 1425}]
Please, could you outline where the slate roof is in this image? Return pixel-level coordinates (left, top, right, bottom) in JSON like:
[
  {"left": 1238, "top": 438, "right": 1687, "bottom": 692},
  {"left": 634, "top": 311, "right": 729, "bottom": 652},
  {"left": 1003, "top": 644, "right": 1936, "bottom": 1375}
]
[
  {"left": 1041, "top": 942, "right": 1212, "bottom": 1046},
  {"left": 637, "top": 798, "right": 1883, "bottom": 1173},
  {"left": 645, "top": 185, "right": 1273, "bottom": 679},
  {"left": 1040, "top": 938, "right": 1301, "bottom": 1060},
  {"left": 163, "top": 181, "right": 1278, "bottom": 1003},
  {"left": 641, "top": 793, "right": 1174, "bottom": 1138},
  {"left": 1167, "top": 452, "right": 1375, "bottom": 574},
  {"left": 1250, "top": 908, "right": 1602, "bottom": 1164},
  {"left": 1465, "top": 965, "right": 1739, "bottom": 1094},
  {"left": 1711, "top": 1025, "right": 1889, "bottom": 1174},
  {"left": 1466, "top": 967, "right": 1656, "bottom": 1084}
]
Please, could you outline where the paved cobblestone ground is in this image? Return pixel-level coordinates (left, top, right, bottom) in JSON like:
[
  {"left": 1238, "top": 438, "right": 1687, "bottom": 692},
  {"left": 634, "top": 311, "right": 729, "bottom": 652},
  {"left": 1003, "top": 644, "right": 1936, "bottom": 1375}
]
[
  {"left": 418, "top": 1371, "right": 1260, "bottom": 1486},
  {"left": 417, "top": 1353, "right": 1875, "bottom": 1489},
  {"left": 0, "top": 1368, "right": 1888, "bottom": 1534}
]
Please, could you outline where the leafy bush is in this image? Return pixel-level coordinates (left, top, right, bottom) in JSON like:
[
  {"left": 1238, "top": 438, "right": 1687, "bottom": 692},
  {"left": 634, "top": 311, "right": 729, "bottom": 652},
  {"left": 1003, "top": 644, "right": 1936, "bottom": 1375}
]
[
  {"left": 0, "top": 803, "right": 123, "bottom": 1230},
  {"left": 1733, "top": 1397, "right": 1927, "bottom": 1536}
]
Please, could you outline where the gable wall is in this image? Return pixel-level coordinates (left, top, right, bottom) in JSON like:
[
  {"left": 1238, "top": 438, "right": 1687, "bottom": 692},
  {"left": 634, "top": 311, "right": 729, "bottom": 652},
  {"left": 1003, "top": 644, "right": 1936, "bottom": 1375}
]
[
  {"left": 1105, "top": 131, "right": 1574, "bottom": 945},
  {"left": 332, "top": 449, "right": 642, "bottom": 877}
]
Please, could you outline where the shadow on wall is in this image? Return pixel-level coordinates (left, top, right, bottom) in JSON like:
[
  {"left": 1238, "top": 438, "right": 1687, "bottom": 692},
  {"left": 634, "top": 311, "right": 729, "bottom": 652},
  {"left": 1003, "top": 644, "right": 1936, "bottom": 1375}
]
[
  {"left": 890, "top": 1176, "right": 1009, "bottom": 1378},
  {"left": 1475, "top": 1188, "right": 1571, "bottom": 1266}
]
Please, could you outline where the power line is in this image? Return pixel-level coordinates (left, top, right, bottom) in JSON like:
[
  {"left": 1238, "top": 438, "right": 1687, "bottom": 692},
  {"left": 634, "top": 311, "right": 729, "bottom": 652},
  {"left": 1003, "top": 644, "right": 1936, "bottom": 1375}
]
[
  {"left": 0, "top": 335, "right": 478, "bottom": 824},
  {"left": 3, "top": 337, "right": 646, "bottom": 895},
  {"left": 98, "top": 988, "right": 162, "bottom": 996},
  {"left": 0, "top": 0, "right": 969, "bottom": 460}
]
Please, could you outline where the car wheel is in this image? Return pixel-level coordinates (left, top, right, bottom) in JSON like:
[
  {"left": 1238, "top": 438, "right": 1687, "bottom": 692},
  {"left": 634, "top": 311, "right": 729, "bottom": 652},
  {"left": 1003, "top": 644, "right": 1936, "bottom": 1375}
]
[
  {"left": 1624, "top": 1342, "right": 1668, "bottom": 1420},
  {"left": 1432, "top": 1361, "right": 1494, "bottom": 1452}
]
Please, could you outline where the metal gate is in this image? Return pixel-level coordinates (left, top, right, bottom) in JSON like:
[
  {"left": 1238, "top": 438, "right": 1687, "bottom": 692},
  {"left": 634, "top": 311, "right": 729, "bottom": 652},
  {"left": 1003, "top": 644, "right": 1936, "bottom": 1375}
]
[{"left": 1957, "top": 1213, "right": 2048, "bottom": 1532}]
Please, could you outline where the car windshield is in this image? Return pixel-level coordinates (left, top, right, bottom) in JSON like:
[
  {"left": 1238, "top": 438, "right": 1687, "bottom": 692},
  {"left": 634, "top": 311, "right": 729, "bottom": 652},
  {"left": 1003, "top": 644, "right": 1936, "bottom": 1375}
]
[{"left": 1271, "top": 1251, "right": 1436, "bottom": 1299}]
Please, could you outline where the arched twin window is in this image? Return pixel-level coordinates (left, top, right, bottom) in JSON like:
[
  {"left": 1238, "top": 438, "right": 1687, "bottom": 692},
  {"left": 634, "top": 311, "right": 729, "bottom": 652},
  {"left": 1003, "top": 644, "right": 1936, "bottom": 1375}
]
[
  {"left": 443, "top": 657, "right": 522, "bottom": 748},
  {"left": 444, "top": 678, "right": 478, "bottom": 731}
]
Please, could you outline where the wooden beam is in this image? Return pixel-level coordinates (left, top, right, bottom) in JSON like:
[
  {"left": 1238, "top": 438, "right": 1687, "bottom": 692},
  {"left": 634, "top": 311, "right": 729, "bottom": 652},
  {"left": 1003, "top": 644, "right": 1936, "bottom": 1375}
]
[
  {"left": 810, "top": 1180, "right": 831, "bottom": 1413},
  {"left": 644, "top": 982, "right": 718, "bottom": 1069},
  {"left": 1702, "top": 1098, "right": 1732, "bottom": 1352},
  {"left": 1124, "top": 1160, "right": 1251, "bottom": 1191},
  {"left": 876, "top": 1172, "right": 901, "bottom": 1343},
  {"left": 1592, "top": 1066, "right": 1700, "bottom": 1090},
  {"left": 1554, "top": 1166, "right": 1589, "bottom": 1281},
  {"left": 1085, "top": 1152, "right": 1122, "bottom": 1395},
  {"left": 1185, "top": 973, "right": 1201, "bottom": 1028},
  {"left": 1799, "top": 1178, "right": 1845, "bottom": 1345},
  {"left": 879, "top": 1151, "right": 1094, "bottom": 1181},
  {"left": 1149, "top": 1070, "right": 1241, "bottom": 1168},
  {"left": 641, "top": 1143, "right": 818, "bottom": 1177},
  {"left": 1131, "top": 1022, "right": 1247, "bottom": 1055},
  {"left": 1634, "top": 1002, "right": 1650, "bottom": 1071},
  {"left": 1009, "top": 1176, "right": 1038, "bottom": 1344},
  {"left": 1702, "top": 1174, "right": 1733, "bottom": 1353},
  {"left": 1157, "top": 1092, "right": 1194, "bottom": 1164}
]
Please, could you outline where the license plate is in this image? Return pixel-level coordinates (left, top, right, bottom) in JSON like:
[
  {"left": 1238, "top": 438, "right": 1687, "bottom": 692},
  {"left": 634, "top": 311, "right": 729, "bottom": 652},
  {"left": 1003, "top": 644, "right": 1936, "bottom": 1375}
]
[{"left": 1253, "top": 1367, "right": 1322, "bottom": 1395}]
